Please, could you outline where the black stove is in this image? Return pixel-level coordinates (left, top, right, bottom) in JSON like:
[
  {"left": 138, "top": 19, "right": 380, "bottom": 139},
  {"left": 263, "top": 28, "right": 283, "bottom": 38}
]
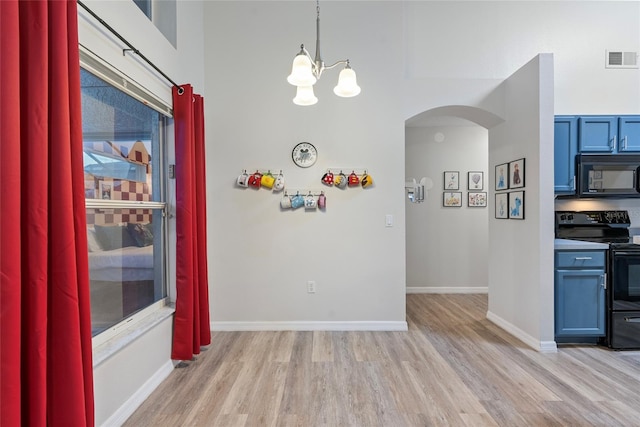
[{"left": 556, "top": 210, "right": 640, "bottom": 349}]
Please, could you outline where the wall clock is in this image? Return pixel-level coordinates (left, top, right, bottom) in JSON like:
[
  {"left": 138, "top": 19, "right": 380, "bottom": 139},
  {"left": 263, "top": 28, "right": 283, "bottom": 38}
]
[{"left": 291, "top": 142, "right": 317, "bottom": 168}]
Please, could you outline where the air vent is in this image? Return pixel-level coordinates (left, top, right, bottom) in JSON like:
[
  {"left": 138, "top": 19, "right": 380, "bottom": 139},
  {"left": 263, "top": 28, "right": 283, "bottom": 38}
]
[{"left": 605, "top": 50, "right": 639, "bottom": 69}]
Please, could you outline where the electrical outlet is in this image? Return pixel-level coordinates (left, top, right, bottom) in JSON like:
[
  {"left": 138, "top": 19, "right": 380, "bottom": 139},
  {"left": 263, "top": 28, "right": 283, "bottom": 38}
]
[{"left": 307, "top": 280, "right": 316, "bottom": 293}]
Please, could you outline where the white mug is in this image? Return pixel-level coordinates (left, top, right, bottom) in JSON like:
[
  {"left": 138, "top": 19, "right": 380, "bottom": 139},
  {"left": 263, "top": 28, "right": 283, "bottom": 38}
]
[
  {"left": 304, "top": 195, "right": 317, "bottom": 210},
  {"left": 273, "top": 174, "right": 285, "bottom": 192},
  {"left": 280, "top": 196, "right": 292, "bottom": 209},
  {"left": 236, "top": 171, "right": 249, "bottom": 187}
]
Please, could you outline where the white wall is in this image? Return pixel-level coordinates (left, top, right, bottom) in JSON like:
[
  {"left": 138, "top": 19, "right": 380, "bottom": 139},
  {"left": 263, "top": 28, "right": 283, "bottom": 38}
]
[
  {"left": 487, "top": 55, "right": 556, "bottom": 351},
  {"left": 401, "top": 1, "right": 640, "bottom": 118},
  {"left": 204, "top": 1, "right": 407, "bottom": 329},
  {"left": 405, "top": 126, "right": 489, "bottom": 292}
]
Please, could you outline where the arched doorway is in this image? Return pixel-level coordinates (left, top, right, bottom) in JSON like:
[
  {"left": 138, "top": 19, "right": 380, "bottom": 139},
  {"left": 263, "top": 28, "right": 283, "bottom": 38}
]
[{"left": 405, "top": 106, "right": 502, "bottom": 294}]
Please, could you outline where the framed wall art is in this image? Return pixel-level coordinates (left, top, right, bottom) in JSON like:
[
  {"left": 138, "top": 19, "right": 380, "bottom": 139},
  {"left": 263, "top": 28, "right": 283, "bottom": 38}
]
[
  {"left": 467, "top": 171, "right": 484, "bottom": 190},
  {"left": 443, "top": 192, "right": 462, "bottom": 207},
  {"left": 495, "top": 193, "right": 508, "bottom": 219},
  {"left": 508, "top": 158, "right": 525, "bottom": 189},
  {"left": 443, "top": 171, "right": 459, "bottom": 190},
  {"left": 468, "top": 192, "right": 487, "bottom": 207},
  {"left": 508, "top": 190, "right": 525, "bottom": 219},
  {"left": 495, "top": 163, "right": 508, "bottom": 191}
]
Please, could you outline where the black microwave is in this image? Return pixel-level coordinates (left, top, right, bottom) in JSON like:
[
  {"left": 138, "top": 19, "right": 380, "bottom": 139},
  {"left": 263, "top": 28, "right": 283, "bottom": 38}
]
[{"left": 577, "top": 154, "right": 640, "bottom": 197}]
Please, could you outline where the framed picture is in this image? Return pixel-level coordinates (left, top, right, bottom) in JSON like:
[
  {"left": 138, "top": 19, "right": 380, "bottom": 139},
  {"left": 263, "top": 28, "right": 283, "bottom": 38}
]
[
  {"left": 495, "top": 163, "right": 508, "bottom": 191},
  {"left": 443, "top": 171, "right": 459, "bottom": 190},
  {"left": 468, "top": 171, "right": 484, "bottom": 190},
  {"left": 468, "top": 192, "right": 487, "bottom": 207},
  {"left": 443, "top": 192, "right": 462, "bottom": 207},
  {"left": 495, "top": 193, "right": 508, "bottom": 219},
  {"left": 508, "top": 191, "right": 525, "bottom": 219},
  {"left": 98, "top": 181, "right": 112, "bottom": 200},
  {"left": 508, "top": 158, "right": 525, "bottom": 189}
]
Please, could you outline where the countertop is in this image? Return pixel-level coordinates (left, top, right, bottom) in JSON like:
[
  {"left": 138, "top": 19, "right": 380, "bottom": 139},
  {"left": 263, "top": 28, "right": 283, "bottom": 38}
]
[{"left": 554, "top": 239, "right": 608, "bottom": 251}]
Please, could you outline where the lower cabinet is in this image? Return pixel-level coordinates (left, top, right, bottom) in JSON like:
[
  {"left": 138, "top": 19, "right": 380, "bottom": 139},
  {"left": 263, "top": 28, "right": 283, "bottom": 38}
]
[{"left": 554, "top": 250, "right": 606, "bottom": 338}]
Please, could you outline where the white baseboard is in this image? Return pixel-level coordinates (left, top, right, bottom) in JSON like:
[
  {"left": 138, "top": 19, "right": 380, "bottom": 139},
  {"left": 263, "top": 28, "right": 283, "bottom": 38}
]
[
  {"left": 99, "top": 360, "right": 175, "bottom": 427},
  {"left": 486, "top": 310, "right": 557, "bottom": 353},
  {"left": 406, "top": 286, "right": 488, "bottom": 294},
  {"left": 211, "top": 321, "right": 408, "bottom": 332}
]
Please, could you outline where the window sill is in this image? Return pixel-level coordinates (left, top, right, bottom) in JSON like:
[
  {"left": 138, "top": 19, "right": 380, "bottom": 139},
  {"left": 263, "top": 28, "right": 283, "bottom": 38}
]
[{"left": 93, "top": 304, "right": 175, "bottom": 368}]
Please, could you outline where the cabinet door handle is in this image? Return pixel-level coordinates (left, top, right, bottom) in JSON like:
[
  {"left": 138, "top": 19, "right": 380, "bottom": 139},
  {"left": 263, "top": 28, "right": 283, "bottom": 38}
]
[
  {"left": 611, "top": 135, "right": 617, "bottom": 151},
  {"left": 574, "top": 257, "right": 593, "bottom": 260},
  {"left": 601, "top": 274, "right": 606, "bottom": 289},
  {"left": 622, "top": 136, "right": 628, "bottom": 150}
]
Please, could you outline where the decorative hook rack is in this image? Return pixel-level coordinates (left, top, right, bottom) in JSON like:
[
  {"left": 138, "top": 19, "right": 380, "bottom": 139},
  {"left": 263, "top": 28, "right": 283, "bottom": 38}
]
[{"left": 283, "top": 189, "right": 326, "bottom": 197}]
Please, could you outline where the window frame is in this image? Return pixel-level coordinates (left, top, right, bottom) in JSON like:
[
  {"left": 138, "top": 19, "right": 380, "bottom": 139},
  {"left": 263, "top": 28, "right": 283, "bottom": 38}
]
[{"left": 80, "top": 46, "right": 173, "bottom": 345}]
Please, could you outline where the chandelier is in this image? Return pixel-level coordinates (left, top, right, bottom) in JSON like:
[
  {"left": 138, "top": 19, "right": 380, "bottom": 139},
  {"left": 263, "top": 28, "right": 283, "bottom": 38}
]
[{"left": 287, "top": 1, "right": 361, "bottom": 106}]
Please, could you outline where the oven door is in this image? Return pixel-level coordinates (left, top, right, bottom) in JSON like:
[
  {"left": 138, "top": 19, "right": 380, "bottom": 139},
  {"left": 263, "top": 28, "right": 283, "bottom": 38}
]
[{"left": 610, "top": 250, "right": 640, "bottom": 311}]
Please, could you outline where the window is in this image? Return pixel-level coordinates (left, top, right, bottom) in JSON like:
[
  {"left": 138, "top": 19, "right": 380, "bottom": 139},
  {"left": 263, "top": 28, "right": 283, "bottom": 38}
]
[
  {"left": 132, "top": 0, "right": 177, "bottom": 48},
  {"left": 133, "top": 0, "right": 151, "bottom": 18},
  {"left": 80, "top": 66, "right": 169, "bottom": 337}
]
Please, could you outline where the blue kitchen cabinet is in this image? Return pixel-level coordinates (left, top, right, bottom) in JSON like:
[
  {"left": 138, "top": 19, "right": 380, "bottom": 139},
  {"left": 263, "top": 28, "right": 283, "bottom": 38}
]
[
  {"left": 554, "top": 116, "right": 578, "bottom": 194},
  {"left": 619, "top": 116, "right": 640, "bottom": 151},
  {"left": 578, "top": 116, "right": 618, "bottom": 152},
  {"left": 554, "top": 250, "right": 606, "bottom": 338},
  {"left": 578, "top": 115, "right": 640, "bottom": 153}
]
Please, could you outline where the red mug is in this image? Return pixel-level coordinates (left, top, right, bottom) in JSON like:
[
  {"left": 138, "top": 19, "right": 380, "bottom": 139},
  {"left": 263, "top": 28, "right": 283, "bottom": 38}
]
[
  {"left": 348, "top": 171, "right": 360, "bottom": 187},
  {"left": 248, "top": 171, "right": 262, "bottom": 188},
  {"left": 321, "top": 171, "right": 334, "bottom": 186}
]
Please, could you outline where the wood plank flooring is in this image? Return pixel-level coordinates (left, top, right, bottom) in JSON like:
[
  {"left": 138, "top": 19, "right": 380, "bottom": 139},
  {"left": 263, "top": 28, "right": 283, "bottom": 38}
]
[{"left": 123, "top": 294, "right": 640, "bottom": 426}]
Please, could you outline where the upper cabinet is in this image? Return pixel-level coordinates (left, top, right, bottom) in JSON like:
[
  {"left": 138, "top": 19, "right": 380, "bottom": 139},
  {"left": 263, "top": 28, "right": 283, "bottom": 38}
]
[
  {"left": 554, "top": 116, "right": 578, "bottom": 194},
  {"left": 555, "top": 115, "right": 640, "bottom": 195},
  {"left": 578, "top": 116, "right": 640, "bottom": 153}
]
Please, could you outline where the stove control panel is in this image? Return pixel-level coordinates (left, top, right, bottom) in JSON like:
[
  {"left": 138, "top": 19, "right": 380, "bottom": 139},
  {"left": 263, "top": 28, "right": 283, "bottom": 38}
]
[{"left": 556, "top": 210, "right": 630, "bottom": 226}]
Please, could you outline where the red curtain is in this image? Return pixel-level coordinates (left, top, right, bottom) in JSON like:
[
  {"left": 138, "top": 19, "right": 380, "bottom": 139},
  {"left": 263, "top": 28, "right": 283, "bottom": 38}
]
[
  {"left": 0, "top": 1, "right": 95, "bottom": 426},
  {"left": 172, "top": 85, "right": 212, "bottom": 360}
]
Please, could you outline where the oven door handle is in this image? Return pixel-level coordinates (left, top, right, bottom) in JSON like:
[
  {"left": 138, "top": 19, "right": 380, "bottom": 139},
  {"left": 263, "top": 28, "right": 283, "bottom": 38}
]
[
  {"left": 636, "top": 166, "right": 640, "bottom": 193},
  {"left": 624, "top": 317, "right": 640, "bottom": 323},
  {"left": 611, "top": 252, "right": 640, "bottom": 256}
]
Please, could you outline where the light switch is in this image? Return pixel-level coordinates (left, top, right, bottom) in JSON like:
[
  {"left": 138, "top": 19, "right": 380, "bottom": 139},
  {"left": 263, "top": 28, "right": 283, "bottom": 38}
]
[{"left": 385, "top": 214, "right": 393, "bottom": 227}]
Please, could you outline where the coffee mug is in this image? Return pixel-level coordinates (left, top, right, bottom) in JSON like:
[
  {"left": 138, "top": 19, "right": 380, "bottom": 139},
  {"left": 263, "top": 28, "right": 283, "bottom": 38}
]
[
  {"left": 236, "top": 171, "right": 249, "bottom": 187},
  {"left": 261, "top": 172, "right": 275, "bottom": 189},
  {"left": 280, "top": 195, "right": 292, "bottom": 209},
  {"left": 348, "top": 171, "right": 360, "bottom": 187},
  {"left": 361, "top": 172, "right": 373, "bottom": 188},
  {"left": 248, "top": 171, "right": 262, "bottom": 188},
  {"left": 273, "top": 173, "right": 285, "bottom": 192},
  {"left": 335, "top": 172, "right": 348, "bottom": 189},
  {"left": 321, "top": 171, "right": 334, "bottom": 186},
  {"left": 291, "top": 194, "right": 305, "bottom": 209},
  {"left": 304, "top": 195, "right": 317, "bottom": 210},
  {"left": 318, "top": 193, "right": 326, "bottom": 209}
]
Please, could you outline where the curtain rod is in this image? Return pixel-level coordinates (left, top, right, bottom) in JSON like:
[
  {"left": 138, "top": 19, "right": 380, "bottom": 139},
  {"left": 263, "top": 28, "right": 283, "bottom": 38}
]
[{"left": 77, "top": 0, "right": 184, "bottom": 95}]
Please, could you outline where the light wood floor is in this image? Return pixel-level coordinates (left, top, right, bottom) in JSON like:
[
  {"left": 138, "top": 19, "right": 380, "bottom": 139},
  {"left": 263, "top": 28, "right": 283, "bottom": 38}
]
[{"left": 124, "top": 294, "right": 640, "bottom": 426}]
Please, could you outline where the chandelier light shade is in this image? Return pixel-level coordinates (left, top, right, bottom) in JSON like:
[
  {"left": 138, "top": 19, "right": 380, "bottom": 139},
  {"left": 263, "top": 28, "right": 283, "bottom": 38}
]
[
  {"left": 333, "top": 64, "right": 361, "bottom": 97},
  {"left": 287, "top": 0, "right": 361, "bottom": 106},
  {"left": 293, "top": 85, "right": 318, "bottom": 106},
  {"left": 287, "top": 53, "right": 317, "bottom": 87}
]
